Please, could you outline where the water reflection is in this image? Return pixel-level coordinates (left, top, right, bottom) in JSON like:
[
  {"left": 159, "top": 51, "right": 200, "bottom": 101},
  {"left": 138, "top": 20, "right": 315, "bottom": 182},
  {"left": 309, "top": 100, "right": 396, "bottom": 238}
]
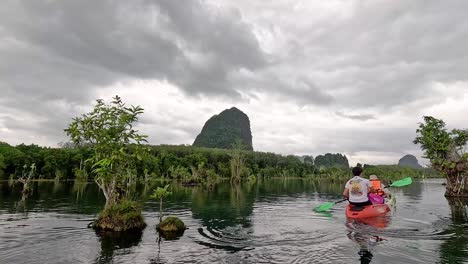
[
  {"left": 346, "top": 223, "right": 386, "bottom": 264},
  {"left": 439, "top": 197, "right": 468, "bottom": 264},
  {"left": 400, "top": 180, "right": 424, "bottom": 201},
  {"left": 190, "top": 182, "right": 255, "bottom": 252},
  {"left": 94, "top": 230, "right": 143, "bottom": 264},
  {"left": 73, "top": 180, "right": 88, "bottom": 201},
  {"left": 0, "top": 178, "right": 462, "bottom": 264}
]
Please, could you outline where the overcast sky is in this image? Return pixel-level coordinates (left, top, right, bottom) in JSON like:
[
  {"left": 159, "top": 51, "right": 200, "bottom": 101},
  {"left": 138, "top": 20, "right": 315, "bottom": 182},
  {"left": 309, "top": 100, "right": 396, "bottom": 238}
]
[{"left": 1, "top": 0, "right": 467, "bottom": 166}]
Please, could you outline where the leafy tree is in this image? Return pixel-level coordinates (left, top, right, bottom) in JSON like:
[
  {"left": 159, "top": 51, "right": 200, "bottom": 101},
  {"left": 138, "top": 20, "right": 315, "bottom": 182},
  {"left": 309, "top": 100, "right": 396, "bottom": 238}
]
[
  {"left": 230, "top": 140, "right": 247, "bottom": 183},
  {"left": 151, "top": 184, "right": 172, "bottom": 222},
  {"left": 414, "top": 116, "right": 468, "bottom": 196},
  {"left": 65, "top": 95, "right": 148, "bottom": 208},
  {"left": 0, "top": 154, "right": 5, "bottom": 176},
  {"left": 0, "top": 142, "right": 26, "bottom": 178}
]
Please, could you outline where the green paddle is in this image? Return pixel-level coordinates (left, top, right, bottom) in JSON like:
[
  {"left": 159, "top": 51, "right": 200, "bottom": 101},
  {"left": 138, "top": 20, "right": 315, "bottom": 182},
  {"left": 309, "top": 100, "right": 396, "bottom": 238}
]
[
  {"left": 387, "top": 177, "right": 412, "bottom": 188},
  {"left": 313, "top": 198, "right": 347, "bottom": 212}
]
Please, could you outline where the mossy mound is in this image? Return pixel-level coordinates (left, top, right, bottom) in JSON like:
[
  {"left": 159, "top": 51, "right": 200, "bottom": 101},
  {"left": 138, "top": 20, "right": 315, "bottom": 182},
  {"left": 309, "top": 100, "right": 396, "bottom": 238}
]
[
  {"left": 91, "top": 200, "right": 146, "bottom": 232},
  {"left": 157, "top": 216, "right": 186, "bottom": 239}
]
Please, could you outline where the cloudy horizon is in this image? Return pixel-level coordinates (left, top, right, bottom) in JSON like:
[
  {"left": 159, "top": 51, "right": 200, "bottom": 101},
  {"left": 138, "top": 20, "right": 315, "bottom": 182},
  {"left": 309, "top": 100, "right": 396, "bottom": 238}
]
[{"left": 1, "top": 0, "right": 468, "bottom": 166}]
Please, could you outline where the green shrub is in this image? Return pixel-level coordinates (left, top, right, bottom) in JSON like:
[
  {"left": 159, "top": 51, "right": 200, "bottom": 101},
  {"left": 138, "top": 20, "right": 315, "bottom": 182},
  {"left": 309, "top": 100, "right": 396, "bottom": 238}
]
[{"left": 92, "top": 200, "right": 146, "bottom": 232}]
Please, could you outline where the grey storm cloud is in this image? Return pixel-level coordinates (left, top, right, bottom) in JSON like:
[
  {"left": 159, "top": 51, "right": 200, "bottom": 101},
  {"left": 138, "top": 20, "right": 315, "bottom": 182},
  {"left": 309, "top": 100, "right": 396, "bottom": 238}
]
[
  {"left": 3, "top": 0, "right": 467, "bottom": 111},
  {"left": 0, "top": 0, "right": 267, "bottom": 99},
  {"left": 335, "top": 111, "right": 375, "bottom": 121},
  {"left": 0, "top": 0, "right": 467, "bottom": 163},
  {"left": 294, "top": 0, "right": 468, "bottom": 109},
  {"left": 0, "top": 0, "right": 269, "bottom": 143}
]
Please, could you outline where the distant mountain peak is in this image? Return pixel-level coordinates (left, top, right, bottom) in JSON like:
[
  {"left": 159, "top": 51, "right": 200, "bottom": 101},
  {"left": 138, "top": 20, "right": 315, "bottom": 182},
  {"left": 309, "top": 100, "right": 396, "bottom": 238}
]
[{"left": 398, "top": 154, "right": 423, "bottom": 169}]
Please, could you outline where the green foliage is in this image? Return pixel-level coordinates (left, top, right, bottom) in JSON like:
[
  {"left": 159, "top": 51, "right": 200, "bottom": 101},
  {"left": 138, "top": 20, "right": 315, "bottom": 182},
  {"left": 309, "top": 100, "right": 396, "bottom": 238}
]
[
  {"left": 193, "top": 107, "right": 253, "bottom": 150},
  {"left": 0, "top": 153, "right": 5, "bottom": 176},
  {"left": 0, "top": 141, "right": 91, "bottom": 180},
  {"left": 414, "top": 116, "right": 452, "bottom": 165},
  {"left": 414, "top": 116, "right": 468, "bottom": 173},
  {"left": 315, "top": 153, "right": 349, "bottom": 169},
  {"left": 248, "top": 174, "right": 257, "bottom": 183},
  {"left": 151, "top": 184, "right": 172, "bottom": 222},
  {"left": 65, "top": 95, "right": 148, "bottom": 208},
  {"left": 169, "top": 165, "right": 191, "bottom": 179},
  {"left": 0, "top": 142, "right": 27, "bottom": 179},
  {"left": 414, "top": 116, "right": 468, "bottom": 196},
  {"left": 0, "top": 143, "right": 318, "bottom": 182},
  {"left": 363, "top": 164, "right": 437, "bottom": 179},
  {"left": 230, "top": 140, "right": 246, "bottom": 183},
  {"left": 150, "top": 184, "right": 172, "bottom": 201},
  {"left": 92, "top": 200, "right": 146, "bottom": 231}
]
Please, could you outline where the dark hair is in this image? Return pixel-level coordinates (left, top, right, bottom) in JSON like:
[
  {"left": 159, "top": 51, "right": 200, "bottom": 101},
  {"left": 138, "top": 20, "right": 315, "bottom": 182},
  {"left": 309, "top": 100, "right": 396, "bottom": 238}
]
[{"left": 352, "top": 166, "right": 363, "bottom": 176}]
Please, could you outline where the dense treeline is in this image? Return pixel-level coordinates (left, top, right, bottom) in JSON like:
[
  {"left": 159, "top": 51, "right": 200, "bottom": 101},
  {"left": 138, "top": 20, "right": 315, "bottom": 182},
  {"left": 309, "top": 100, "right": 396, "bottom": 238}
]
[
  {"left": 362, "top": 164, "right": 437, "bottom": 179},
  {"left": 0, "top": 142, "right": 438, "bottom": 181},
  {"left": 0, "top": 142, "right": 90, "bottom": 180},
  {"left": 0, "top": 142, "right": 317, "bottom": 181}
]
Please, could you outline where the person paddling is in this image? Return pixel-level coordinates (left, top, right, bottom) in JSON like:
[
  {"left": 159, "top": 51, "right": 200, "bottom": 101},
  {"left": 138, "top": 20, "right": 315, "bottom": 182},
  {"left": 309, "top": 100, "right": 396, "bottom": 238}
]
[{"left": 343, "top": 166, "right": 375, "bottom": 207}]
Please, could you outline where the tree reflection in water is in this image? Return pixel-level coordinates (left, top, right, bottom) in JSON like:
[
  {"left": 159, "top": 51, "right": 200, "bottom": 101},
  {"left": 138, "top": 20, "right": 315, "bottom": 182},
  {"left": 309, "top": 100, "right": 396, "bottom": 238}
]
[
  {"left": 346, "top": 217, "right": 388, "bottom": 264},
  {"left": 439, "top": 197, "right": 468, "bottom": 264},
  {"left": 93, "top": 229, "right": 143, "bottom": 264}
]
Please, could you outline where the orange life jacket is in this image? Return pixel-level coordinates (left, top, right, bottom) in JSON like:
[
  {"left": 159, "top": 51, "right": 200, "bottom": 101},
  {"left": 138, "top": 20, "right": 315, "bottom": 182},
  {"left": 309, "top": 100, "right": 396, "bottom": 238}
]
[{"left": 370, "top": 180, "right": 385, "bottom": 196}]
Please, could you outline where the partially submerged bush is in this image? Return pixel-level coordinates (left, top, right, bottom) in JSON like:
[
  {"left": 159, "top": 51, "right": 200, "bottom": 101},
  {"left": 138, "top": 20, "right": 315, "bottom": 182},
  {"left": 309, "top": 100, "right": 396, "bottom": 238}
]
[{"left": 91, "top": 200, "right": 146, "bottom": 232}]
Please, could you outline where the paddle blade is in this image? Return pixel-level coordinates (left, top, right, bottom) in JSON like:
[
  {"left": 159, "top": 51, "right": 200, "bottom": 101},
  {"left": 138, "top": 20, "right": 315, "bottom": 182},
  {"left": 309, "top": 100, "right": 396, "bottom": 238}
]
[
  {"left": 314, "top": 202, "right": 335, "bottom": 212},
  {"left": 390, "top": 177, "right": 412, "bottom": 187}
]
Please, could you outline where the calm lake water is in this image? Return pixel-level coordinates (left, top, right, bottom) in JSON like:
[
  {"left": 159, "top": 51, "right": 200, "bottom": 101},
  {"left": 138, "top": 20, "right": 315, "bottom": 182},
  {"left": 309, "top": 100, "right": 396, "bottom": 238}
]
[{"left": 0, "top": 178, "right": 466, "bottom": 264}]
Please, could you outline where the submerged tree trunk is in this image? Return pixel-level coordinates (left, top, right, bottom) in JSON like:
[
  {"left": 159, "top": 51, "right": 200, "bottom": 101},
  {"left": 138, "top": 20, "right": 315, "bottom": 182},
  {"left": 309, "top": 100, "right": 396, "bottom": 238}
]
[
  {"left": 96, "top": 178, "right": 121, "bottom": 210},
  {"left": 159, "top": 198, "right": 163, "bottom": 223},
  {"left": 445, "top": 173, "right": 468, "bottom": 197}
]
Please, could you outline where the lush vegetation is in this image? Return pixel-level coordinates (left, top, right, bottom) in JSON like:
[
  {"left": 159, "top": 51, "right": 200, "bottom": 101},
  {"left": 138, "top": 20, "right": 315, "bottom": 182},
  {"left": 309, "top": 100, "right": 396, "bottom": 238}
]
[
  {"left": 193, "top": 107, "right": 253, "bottom": 150},
  {"left": 0, "top": 142, "right": 88, "bottom": 181},
  {"left": 362, "top": 164, "right": 437, "bottom": 179},
  {"left": 414, "top": 116, "right": 468, "bottom": 196},
  {"left": 91, "top": 200, "right": 146, "bottom": 231},
  {"left": 151, "top": 184, "right": 172, "bottom": 222},
  {"left": 0, "top": 141, "right": 438, "bottom": 184},
  {"left": 65, "top": 96, "right": 148, "bottom": 231},
  {"left": 0, "top": 143, "right": 320, "bottom": 181}
]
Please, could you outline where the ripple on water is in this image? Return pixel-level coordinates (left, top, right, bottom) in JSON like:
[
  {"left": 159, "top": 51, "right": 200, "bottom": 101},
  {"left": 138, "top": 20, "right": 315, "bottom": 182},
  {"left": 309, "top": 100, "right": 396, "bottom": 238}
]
[
  {"left": 0, "top": 213, "right": 99, "bottom": 263},
  {"left": 0, "top": 179, "right": 464, "bottom": 264},
  {"left": 194, "top": 225, "right": 253, "bottom": 253}
]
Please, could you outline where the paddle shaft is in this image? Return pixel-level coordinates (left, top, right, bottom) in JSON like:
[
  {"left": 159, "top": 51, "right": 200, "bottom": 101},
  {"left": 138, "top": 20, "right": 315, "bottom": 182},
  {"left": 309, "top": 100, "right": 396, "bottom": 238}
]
[{"left": 335, "top": 198, "right": 348, "bottom": 204}]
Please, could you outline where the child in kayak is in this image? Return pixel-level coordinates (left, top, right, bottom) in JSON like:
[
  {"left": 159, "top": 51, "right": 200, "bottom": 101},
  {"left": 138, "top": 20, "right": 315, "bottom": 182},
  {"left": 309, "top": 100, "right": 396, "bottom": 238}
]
[
  {"left": 343, "top": 167, "right": 375, "bottom": 207},
  {"left": 368, "top": 175, "right": 386, "bottom": 204},
  {"left": 369, "top": 175, "right": 386, "bottom": 195}
]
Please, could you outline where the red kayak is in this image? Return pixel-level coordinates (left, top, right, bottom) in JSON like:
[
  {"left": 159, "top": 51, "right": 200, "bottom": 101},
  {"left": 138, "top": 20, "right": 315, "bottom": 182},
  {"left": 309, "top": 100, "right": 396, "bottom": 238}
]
[{"left": 346, "top": 204, "right": 390, "bottom": 219}]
